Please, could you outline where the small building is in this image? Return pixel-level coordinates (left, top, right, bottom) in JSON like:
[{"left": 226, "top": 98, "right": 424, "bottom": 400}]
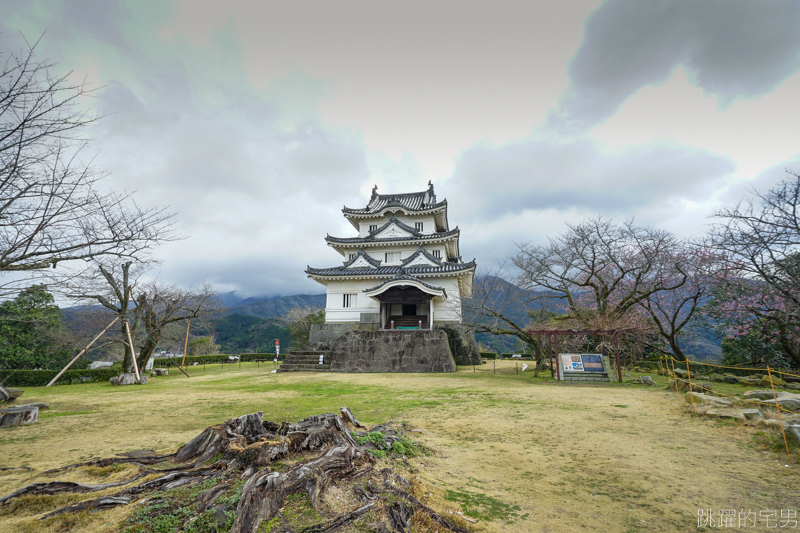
[{"left": 306, "top": 182, "right": 476, "bottom": 330}]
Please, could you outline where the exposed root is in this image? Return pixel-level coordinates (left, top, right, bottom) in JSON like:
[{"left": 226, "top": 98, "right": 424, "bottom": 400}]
[
  {"left": 0, "top": 473, "right": 145, "bottom": 505},
  {"left": 1, "top": 407, "right": 471, "bottom": 533}
]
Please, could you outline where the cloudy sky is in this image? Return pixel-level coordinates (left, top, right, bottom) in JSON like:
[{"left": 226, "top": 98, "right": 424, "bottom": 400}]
[{"left": 3, "top": 0, "right": 800, "bottom": 298}]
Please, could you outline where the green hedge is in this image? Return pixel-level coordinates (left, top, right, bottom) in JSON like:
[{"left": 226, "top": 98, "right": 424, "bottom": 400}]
[
  {"left": 480, "top": 352, "right": 497, "bottom": 360},
  {"left": 152, "top": 353, "right": 284, "bottom": 368},
  {"left": 0, "top": 368, "right": 120, "bottom": 387}
]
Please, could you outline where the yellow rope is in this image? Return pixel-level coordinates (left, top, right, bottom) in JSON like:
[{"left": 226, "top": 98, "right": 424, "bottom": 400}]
[{"left": 662, "top": 355, "right": 800, "bottom": 379}]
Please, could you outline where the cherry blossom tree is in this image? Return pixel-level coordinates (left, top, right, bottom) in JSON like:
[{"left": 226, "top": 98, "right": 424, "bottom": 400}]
[{"left": 708, "top": 171, "right": 800, "bottom": 366}]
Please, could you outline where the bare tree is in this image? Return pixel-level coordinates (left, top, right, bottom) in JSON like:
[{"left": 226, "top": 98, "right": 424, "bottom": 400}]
[
  {"left": 66, "top": 261, "right": 219, "bottom": 372},
  {"left": 465, "top": 219, "right": 707, "bottom": 367},
  {"left": 513, "top": 218, "right": 690, "bottom": 325},
  {"left": 460, "top": 264, "right": 556, "bottom": 376},
  {"left": 0, "top": 38, "right": 176, "bottom": 297},
  {"left": 636, "top": 243, "right": 721, "bottom": 361},
  {"left": 709, "top": 170, "right": 800, "bottom": 365}
]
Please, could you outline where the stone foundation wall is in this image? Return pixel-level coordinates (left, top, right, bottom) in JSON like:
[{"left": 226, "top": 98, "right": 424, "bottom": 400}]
[
  {"left": 433, "top": 323, "right": 482, "bottom": 365},
  {"left": 307, "top": 323, "right": 378, "bottom": 350},
  {"left": 329, "top": 330, "right": 456, "bottom": 373}
]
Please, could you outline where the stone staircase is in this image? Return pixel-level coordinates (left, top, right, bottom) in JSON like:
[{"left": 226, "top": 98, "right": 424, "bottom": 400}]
[{"left": 277, "top": 351, "right": 332, "bottom": 373}]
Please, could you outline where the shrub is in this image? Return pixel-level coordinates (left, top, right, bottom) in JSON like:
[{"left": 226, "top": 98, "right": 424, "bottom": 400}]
[
  {"left": 152, "top": 353, "right": 284, "bottom": 367},
  {"left": 0, "top": 368, "right": 120, "bottom": 387}
]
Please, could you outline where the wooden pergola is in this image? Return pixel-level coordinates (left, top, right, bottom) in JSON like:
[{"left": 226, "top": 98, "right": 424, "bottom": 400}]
[{"left": 524, "top": 328, "right": 644, "bottom": 382}]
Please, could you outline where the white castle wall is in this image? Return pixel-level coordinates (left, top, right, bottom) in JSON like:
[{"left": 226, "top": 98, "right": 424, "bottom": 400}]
[{"left": 324, "top": 277, "right": 462, "bottom": 323}]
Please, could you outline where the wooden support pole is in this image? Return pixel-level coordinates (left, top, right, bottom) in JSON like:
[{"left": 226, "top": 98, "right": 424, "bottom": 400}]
[
  {"left": 669, "top": 357, "right": 680, "bottom": 399},
  {"left": 685, "top": 359, "right": 696, "bottom": 412},
  {"left": 47, "top": 317, "right": 120, "bottom": 387},
  {"left": 767, "top": 366, "right": 791, "bottom": 460},
  {"left": 181, "top": 318, "right": 191, "bottom": 370},
  {"left": 615, "top": 334, "right": 622, "bottom": 383},
  {"left": 553, "top": 332, "right": 560, "bottom": 380},
  {"left": 124, "top": 320, "right": 141, "bottom": 382}
]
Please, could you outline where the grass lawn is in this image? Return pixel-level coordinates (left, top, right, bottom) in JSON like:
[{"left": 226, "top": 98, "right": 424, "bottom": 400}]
[{"left": 1, "top": 360, "right": 798, "bottom": 532}]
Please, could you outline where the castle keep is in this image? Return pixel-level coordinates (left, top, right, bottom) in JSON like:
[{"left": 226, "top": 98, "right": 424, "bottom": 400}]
[
  {"left": 306, "top": 182, "right": 476, "bottom": 329},
  {"left": 280, "top": 183, "right": 480, "bottom": 373}
]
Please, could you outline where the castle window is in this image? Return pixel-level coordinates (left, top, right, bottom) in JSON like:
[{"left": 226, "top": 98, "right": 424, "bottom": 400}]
[
  {"left": 343, "top": 293, "right": 356, "bottom": 308},
  {"left": 369, "top": 224, "right": 378, "bottom": 232},
  {"left": 415, "top": 222, "right": 423, "bottom": 232},
  {"left": 431, "top": 249, "right": 441, "bottom": 259},
  {"left": 385, "top": 252, "right": 400, "bottom": 264},
  {"left": 348, "top": 253, "right": 356, "bottom": 260}
]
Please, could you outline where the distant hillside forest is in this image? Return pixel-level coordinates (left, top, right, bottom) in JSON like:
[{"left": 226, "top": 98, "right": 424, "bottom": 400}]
[
  {"left": 9, "top": 290, "right": 719, "bottom": 370},
  {"left": 207, "top": 314, "right": 292, "bottom": 354}
]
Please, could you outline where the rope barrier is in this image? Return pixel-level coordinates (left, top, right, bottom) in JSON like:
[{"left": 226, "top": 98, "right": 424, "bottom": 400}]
[
  {"left": 658, "top": 356, "right": 800, "bottom": 379},
  {"left": 657, "top": 355, "right": 797, "bottom": 461}
]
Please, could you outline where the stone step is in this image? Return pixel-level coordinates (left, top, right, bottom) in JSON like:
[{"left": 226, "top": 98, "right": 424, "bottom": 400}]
[
  {"left": 288, "top": 350, "right": 327, "bottom": 356},
  {"left": 277, "top": 368, "right": 332, "bottom": 373},
  {"left": 277, "top": 363, "right": 332, "bottom": 373},
  {"left": 282, "top": 357, "right": 330, "bottom": 365},
  {"left": 278, "top": 363, "right": 332, "bottom": 370}
]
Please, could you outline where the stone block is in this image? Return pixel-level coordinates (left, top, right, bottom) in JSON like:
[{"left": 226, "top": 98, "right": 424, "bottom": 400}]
[
  {"left": 114, "top": 373, "right": 137, "bottom": 386},
  {"left": 685, "top": 392, "right": 731, "bottom": 406},
  {"left": 739, "top": 409, "right": 764, "bottom": 419},
  {"left": 756, "top": 418, "right": 783, "bottom": 429},
  {"left": 760, "top": 376, "right": 787, "bottom": 387},
  {"left": 743, "top": 390, "right": 777, "bottom": 400},
  {"left": 705, "top": 409, "right": 745, "bottom": 420},
  {"left": 787, "top": 426, "right": 800, "bottom": 447}
]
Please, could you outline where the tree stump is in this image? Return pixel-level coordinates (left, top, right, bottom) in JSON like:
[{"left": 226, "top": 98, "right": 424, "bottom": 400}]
[
  {"left": 0, "top": 406, "right": 39, "bottom": 428},
  {"left": 0, "top": 407, "right": 470, "bottom": 533}
]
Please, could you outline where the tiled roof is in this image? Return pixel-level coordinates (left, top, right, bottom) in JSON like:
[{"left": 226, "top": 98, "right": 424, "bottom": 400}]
[
  {"left": 341, "top": 247, "right": 382, "bottom": 269},
  {"left": 368, "top": 215, "right": 421, "bottom": 238},
  {"left": 401, "top": 245, "right": 442, "bottom": 267},
  {"left": 326, "top": 227, "right": 459, "bottom": 245},
  {"left": 363, "top": 272, "right": 447, "bottom": 297},
  {"left": 342, "top": 182, "right": 447, "bottom": 215},
  {"left": 306, "top": 260, "right": 476, "bottom": 278}
]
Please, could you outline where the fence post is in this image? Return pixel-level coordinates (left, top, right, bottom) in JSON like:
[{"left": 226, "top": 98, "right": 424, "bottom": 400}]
[
  {"left": 669, "top": 357, "right": 680, "bottom": 399},
  {"left": 767, "top": 366, "right": 791, "bottom": 460},
  {"left": 685, "top": 359, "right": 695, "bottom": 412}
]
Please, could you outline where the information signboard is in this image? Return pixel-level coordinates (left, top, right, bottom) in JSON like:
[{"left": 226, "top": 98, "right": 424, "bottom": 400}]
[
  {"left": 581, "top": 355, "right": 604, "bottom": 372},
  {"left": 560, "top": 354, "right": 605, "bottom": 372},
  {"left": 561, "top": 354, "right": 584, "bottom": 371}
]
